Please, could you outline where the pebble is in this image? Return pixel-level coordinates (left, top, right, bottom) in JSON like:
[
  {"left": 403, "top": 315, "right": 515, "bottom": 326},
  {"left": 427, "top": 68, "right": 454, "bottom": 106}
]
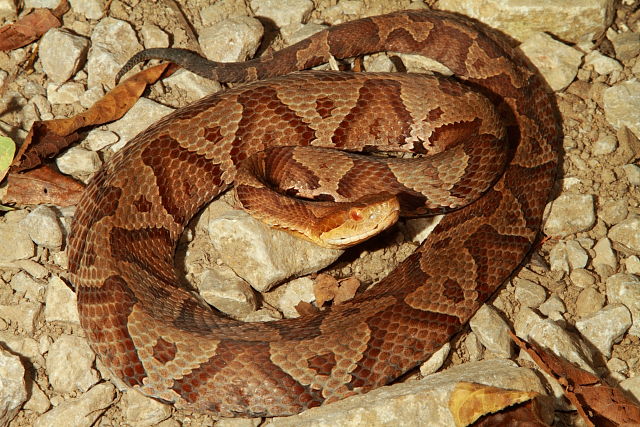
[
  {"left": 603, "top": 80, "right": 640, "bottom": 140},
  {"left": 56, "top": 146, "right": 102, "bottom": 179},
  {"left": 46, "top": 81, "right": 85, "bottom": 106},
  {"left": 44, "top": 275, "right": 80, "bottom": 324},
  {"left": 196, "top": 268, "right": 257, "bottom": 319},
  {"left": 626, "top": 256, "right": 640, "bottom": 275},
  {"left": 584, "top": 50, "right": 623, "bottom": 75},
  {"left": 277, "top": 277, "right": 315, "bottom": 318},
  {"left": 575, "top": 304, "right": 631, "bottom": 358},
  {"left": 0, "top": 348, "right": 27, "bottom": 427},
  {"left": 606, "top": 273, "right": 640, "bottom": 336},
  {"left": 520, "top": 32, "right": 583, "bottom": 91},
  {"left": 38, "top": 29, "right": 90, "bottom": 83},
  {"left": 163, "top": 69, "right": 222, "bottom": 102},
  {"left": 543, "top": 193, "right": 595, "bottom": 237},
  {"left": 107, "top": 98, "right": 174, "bottom": 151},
  {"left": 622, "top": 164, "right": 640, "bottom": 185},
  {"left": 69, "top": 0, "right": 105, "bottom": 20},
  {"left": 33, "top": 383, "right": 115, "bottom": 427},
  {"left": 514, "top": 307, "right": 595, "bottom": 373},
  {"left": 46, "top": 334, "right": 99, "bottom": 393},
  {"left": 0, "top": 221, "right": 32, "bottom": 263},
  {"left": 469, "top": 304, "right": 513, "bottom": 358},
  {"left": 593, "top": 237, "right": 618, "bottom": 277},
  {"left": 0, "top": 301, "right": 42, "bottom": 335},
  {"left": 549, "top": 242, "right": 569, "bottom": 272},
  {"left": 250, "top": 0, "right": 314, "bottom": 34},
  {"left": 200, "top": 0, "right": 251, "bottom": 25},
  {"left": 83, "top": 129, "right": 119, "bottom": 152},
  {"left": 599, "top": 198, "right": 628, "bottom": 225},
  {"left": 619, "top": 376, "right": 640, "bottom": 403},
  {"left": 565, "top": 240, "right": 589, "bottom": 269},
  {"left": 514, "top": 279, "right": 546, "bottom": 308},
  {"left": 10, "top": 271, "right": 46, "bottom": 302},
  {"left": 463, "top": 332, "right": 484, "bottom": 362},
  {"left": 286, "top": 23, "right": 329, "bottom": 45},
  {"left": 575, "top": 286, "right": 606, "bottom": 318},
  {"left": 607, "top": 28, "right": 640, "bottom": 63},
  {"left": 419, "top": 342, "right": 450, "bottom": 375},
  {"left": 23, "top": 382, "right": 51, "bottom": 414},
  {"left": 208, "top": 211, "right": 342, "bottom": 292},
  {"left": 120, "top": 389, "right": 172, "bottom": 427},
  {"left": 539, "top": 294, "right": 566, "bottom": 320},
  {"left": 591, "top": 133, "right": 618, "bottom": 156},
  {"left": 607, "top": 357, "right": 628, "bottom": 382},
  {"left": 0, "top": 0, "right": 16, "bottom": 18},
  {"left": 199, "top": 16, "right": 264, "bottom": 63},
  {"left": 20, "top": 205, "right": 63, "bottom": 250},
  {"left": 80, "top": 85, "right": 105, "bottom": 109},
  {"left": 609, "top": 216, "right": 640, "bottom": 255},
  {"left": 140, "top": 24, "right": 169, "bottom": 49}
]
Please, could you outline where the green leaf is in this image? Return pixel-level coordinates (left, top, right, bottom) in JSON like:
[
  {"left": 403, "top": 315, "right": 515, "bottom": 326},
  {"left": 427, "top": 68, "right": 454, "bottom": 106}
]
[{"left": 0, "top": 136, "right": 15, "bottom": 173}]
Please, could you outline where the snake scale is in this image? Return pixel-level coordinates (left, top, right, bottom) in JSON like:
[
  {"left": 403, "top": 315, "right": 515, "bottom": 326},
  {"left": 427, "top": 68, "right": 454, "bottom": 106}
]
[{"left": 68, "top": 9, "right": 561, "bottom": 417}]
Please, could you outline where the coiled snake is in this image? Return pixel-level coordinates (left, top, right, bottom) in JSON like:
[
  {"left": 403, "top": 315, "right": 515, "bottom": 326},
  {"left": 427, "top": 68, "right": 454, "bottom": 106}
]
[{"left": 68, "top": 9, "right": 561, "bottom": 417}]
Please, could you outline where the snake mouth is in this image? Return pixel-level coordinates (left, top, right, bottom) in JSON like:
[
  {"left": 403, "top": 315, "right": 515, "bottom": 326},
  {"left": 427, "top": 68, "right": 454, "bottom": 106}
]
[{"left": 322, "top": 204, "right": 401, "bottom": 248}]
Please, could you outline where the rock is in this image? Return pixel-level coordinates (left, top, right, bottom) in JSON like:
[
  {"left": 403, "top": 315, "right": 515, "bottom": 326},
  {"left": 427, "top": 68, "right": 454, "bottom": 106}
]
[
  {"left": 626, "top": 256, "right": 640, "bottom": 275},
  {"left": 286, "top": 23, "right": 329, "bottom": 45},
  {"left": 10, "top": 271, "right": 46, "bottom": 302},
  {"left": 277, "top": 277, "right": 315, "bottom": 318},
  {"left": 23, "top": 382, "right": 50, "bottom": 414},
  {"left": 44, "top": 276, "right": 80, "bottom": 324},
  {"left": 25, "top": 0, "right": 59, "bottom": 8},
  {"left": 514, "top": 279, "right": 546, "bottom": 308},
  {"left": 87, "top": 45, "right": 120, "bottom": 89},
  {"left": 38, "top": 29, "right": 90, "bottom": 83},
  {"left": 565, "top": 240, "right": 589, "bottom": 269},
  {"left": 463, "top": 332, "right": 484, "bottom": 362},
  {"left": 609, "top": 217, "right": 640, "bottom": 255},
  {"left": 108, "top": 98, "right": 174, "bottom": 151},
  {"left": 199, "top": 16, "right": 264, "bottom": 63},
  {"left": 33, "top": 383, "right": 115, "bottom": 427},
  {"left": 469, "top": 304, "right": 513, "bottom": 358},
  {"left": 200, "top": 0, "right": 252, "bottom": 26},
  {"left": 519, "top": 32, "right": 583, "bottom": 91},
  {"left": 619, "top": 376, "right": 640, "bottom": 402},
  {"left": 46, "top": 81, "right": 84, "bottom": 105},
  {"left": 46, "top": 334, "right": 99, "bottom": 393},
  {"left": 419, "top": 343, "right": 450, "bottom": 376},
  {"left": 584, "top": 50, "right": 623, "bottom": 75},
  {"left": 0, "top": 332, "right": 44, "bottom": 367},
  {"left": 607, "top": 28, "right": 640, "bottom": 63},
  {"left": 514, "top": 307, "right": 594, "bottom": 373},
  {"left": 217, "top": 418, "right": 261, "bottom": 427},
  {"left": 606, "top": 274, "right": 640, "bottom": 336},
  {"left": 20, "top": 206, "right": 63, "bottom": 250},
  {"left": 208, "top": 211, "right": 342, "bottom": 292},
  {"left": 84, "top": 129, "right": 119, "bottom": 151},
  {"left": 0, "top": 221, "right": 34, "bottom": 263},
  {"left": 56, "top": 146, "right": 102, "bottom": 179},
  {"left": 603, "top": 80, "right": 640, "bottom": 140},
  {"left": 593, "top": 237, "right": 617, "bottom": 277},
  {"left": 120, "top": 389, "right": 172, "bottom": 427},
  {"left": 0, "top": 301, "right": 42, "bottom": 334},
  {"left": 544, "top": 194, "right": 595, "bottom": 237},
  {"left": 623, "top": 164, "right": 640, "bottom": 186},
  {"left": 549, "top": 242, "right": 569, "bottom": 272},
  {"left": 539, "top": 294, "right": 566, "bottom": 320},
  {"left": 599, "top": 198, "right": 628, "bottom": 225},
  {"left": 196, "top": 268, "right": 257, "bottom": 319},
  {"left": 438, "top": 0, "right": 611, "bottom": 44},
  {"left": 267, "top": 359, "right": 548, "bottom": 427},
  {"left": 575, "top": 287, "right": 606, "bottom": 318},
  {"left": 250, "top": 0, "right": 314, "bottom": 35},
  {"left": 0, "top": 347, "right": 27, "bottom": 426},
  {"left": 140, "top": 24, "right": 169, "bottom": 49},
  {"left": 570, "top": 268, "right": 597, "bottom": 288},
  {"left": 0, "top": 0, "right": 16, "bottom": 18},
  {"left": 80, "top": 85, "right": 105, "bottom": 109},
  {"left": 243, "top": 308, "right": 282, "bottom": 322},
  {"left": 607, "top": 357, "right": 628, "bottom": 382},
  {"left": 69, "top": 0, "right": 105, "bottom": 20},
  {"left": 575, "top": 304, "right": 631, "bottom": 358},
  {"left": 592, "top": 133, "right": 618, "bottom": 156},
  {"left": 163, "top": 69, "right": 222, "bottom": 102}
]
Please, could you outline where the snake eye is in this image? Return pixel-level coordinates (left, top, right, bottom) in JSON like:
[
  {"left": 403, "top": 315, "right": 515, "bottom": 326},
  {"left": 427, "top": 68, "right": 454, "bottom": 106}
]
[{"left": 349, "top": 208, "right": 364, "bottom": 221}]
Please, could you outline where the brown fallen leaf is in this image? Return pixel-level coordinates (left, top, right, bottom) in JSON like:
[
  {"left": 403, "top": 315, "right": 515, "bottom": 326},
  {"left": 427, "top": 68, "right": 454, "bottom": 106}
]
[
  {"left": 313, "top": 274, "right": 360, "bottom": 307},
  {"left": 0, "top": 0, "right": 69, "bottom": 51},
  {"left": 294, "top": 301, "right": 319, "bottom": 317},
  {"left": 511, "top": 331, "right": 640, "bottom": 427},
  {"left": 449, "top": 381, "right": 543, "bottom": 427},
  {"left": 3, "top": 165, "right": 84, "bottom": 206},
  {"left": 11, "top": 62, "right": 174, "bottom": 173}
]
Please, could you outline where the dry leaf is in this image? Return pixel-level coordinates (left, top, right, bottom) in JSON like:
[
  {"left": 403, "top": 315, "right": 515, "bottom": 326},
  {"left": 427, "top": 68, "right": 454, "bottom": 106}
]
[
  {"left": 511, "top": 332, "right": 640, "bottom": 426},
  {"left": 3, "top": 165, "right": 84, "bottom": 206},
  {"left": 313, "top": 274, "right": 360, "bottom": 307},
  {"left": 334, "top": 277, "right": 359, "bottom": 304},
  {"left": 294, "top": 301, "right": 319, "bottom": 317},
  {"left": 0, "top": 0, "right": 69, "bottom": 51},
  {"left": 449, "top": 382, "right": 541, "bottom": 427},
  {"left": 11, "top": 62, "right": 173, "bottom": 173}
]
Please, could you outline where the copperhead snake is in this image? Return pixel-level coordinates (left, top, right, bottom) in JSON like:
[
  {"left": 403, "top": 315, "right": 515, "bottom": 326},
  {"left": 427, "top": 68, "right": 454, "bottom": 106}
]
[{"left": 68, "top": 9, "right": 561, "bottom": 417}]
